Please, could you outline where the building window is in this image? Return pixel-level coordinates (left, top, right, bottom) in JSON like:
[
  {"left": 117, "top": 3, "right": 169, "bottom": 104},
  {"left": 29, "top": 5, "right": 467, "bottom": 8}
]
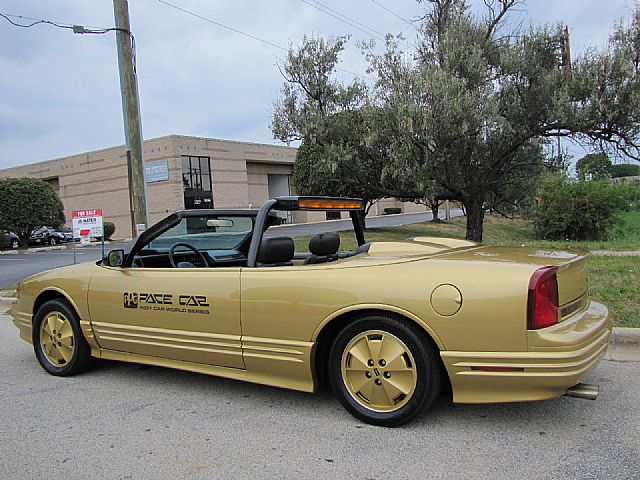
[{"left": 182, "top": 156, "right": 213, "bottom": 209}]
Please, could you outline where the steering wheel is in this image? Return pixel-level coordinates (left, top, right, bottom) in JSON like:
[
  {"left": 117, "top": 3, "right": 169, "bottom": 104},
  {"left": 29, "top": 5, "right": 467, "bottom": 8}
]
[{"left": 168, "top": 242, "right": 209, "bottom": 268}]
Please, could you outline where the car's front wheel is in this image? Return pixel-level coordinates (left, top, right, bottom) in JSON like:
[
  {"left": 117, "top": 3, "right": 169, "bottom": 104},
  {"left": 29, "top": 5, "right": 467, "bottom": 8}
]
[
  {"left": 33, "top": 299, "right": 93, "bottom": 376},
  {"left": 328, "top": 314, "right": 442, "bottom": 427},
  {"left": 48, "top": 236, "right": 57, "bottom": 246},
  {"left": 11, "top": 239, "right": 19, "bottom": 249}
]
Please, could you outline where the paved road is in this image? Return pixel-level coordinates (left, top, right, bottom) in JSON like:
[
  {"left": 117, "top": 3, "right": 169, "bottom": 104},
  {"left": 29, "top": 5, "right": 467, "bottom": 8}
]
[
  {"left": 270, "top": 209, "right": 464, "bottom": 237},
  {"left": 0, "top": 309, "right": 637, "bottom": 480},
  {"left": 0, "top": 211, "right": 464, "bottom": 288},
  {"left": 0, "top": 246, "right": 106, "bottom": 288}
]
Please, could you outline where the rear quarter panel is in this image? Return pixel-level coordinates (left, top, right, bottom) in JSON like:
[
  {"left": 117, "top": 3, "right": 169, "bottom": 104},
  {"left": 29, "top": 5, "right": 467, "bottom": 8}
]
[{"left": 240, "top": 255, "right": 535, "bottom": 353}]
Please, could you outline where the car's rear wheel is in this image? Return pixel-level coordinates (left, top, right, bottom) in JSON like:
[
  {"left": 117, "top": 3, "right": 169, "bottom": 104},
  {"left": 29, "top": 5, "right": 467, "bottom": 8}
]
[
  {"left": 328, "top": 314, "right": 441, "bottom": 427},
  {"left": 49, "top": 237, "right": 57, "bottom": 246},
  {"left": 11, "top": 239, "right": 19, "bottom": 249},
  {"left": 33, "top": 299, "right": 93, "bottom": 376}
]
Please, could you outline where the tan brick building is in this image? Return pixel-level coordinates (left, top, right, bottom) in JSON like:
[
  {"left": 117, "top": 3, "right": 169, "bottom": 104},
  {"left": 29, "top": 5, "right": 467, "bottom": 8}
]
[{"left": 0, "top": 134, "right": 427, "bottom": 238}]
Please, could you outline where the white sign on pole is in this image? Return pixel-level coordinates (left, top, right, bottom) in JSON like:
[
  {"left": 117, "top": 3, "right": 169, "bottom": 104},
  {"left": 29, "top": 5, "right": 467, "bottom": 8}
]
[{"left": 72, "top": 209, "right": 104, "bottom": 239}]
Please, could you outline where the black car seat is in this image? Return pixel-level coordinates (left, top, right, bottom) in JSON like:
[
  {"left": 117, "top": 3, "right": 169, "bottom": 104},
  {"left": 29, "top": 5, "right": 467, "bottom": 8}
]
[
  {"left": 257, "top": 237, "right": 295, "bottom": 267},
  {"left": 304, "top": 232, "right": 340, "bottom": 265}
]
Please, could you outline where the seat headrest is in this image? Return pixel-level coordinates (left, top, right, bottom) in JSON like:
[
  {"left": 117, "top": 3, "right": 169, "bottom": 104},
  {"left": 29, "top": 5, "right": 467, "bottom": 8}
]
[
  {"left": 309, "top": 232, "right": 340, "bottom": 256},
  {"left": 257, "top": 237, "right": 295, "bottom": 264}
]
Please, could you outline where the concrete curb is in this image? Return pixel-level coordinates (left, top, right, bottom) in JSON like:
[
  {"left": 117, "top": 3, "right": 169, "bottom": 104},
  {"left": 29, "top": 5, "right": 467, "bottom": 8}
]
[
  {"left": 0, "top": 250, "right": 19, "bottom": 255},
  {"left": 611, "top": 327, "right": 640, "bottom": 345},
  {"left": 25, "top": 245, "right": 68, "bottom": 253},
  {"left": 605, "top": 328, "right": 640, "bottom": 362},
  {"left": 591, "top": 250, "right": 640, "bottom": 256}
]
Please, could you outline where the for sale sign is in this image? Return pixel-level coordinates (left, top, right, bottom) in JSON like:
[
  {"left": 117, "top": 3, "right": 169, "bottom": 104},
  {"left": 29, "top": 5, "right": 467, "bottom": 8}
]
[{"left": 72, "top": 209, "right": 103, "bottom": 239}]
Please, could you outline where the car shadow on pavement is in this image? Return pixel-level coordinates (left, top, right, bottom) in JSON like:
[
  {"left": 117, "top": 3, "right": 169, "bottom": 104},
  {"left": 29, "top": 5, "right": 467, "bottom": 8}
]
[{"left": 83, "top": 357, "right": 597, "bottom": 430}]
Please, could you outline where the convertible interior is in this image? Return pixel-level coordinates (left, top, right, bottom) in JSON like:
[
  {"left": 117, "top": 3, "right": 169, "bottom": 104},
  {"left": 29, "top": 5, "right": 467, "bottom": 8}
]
[
  {"left": 129, "top": 212, "right": 366, "bottom": 269},
  {"left": 117, "top": 197, "right": 369, "bottom": 270}
]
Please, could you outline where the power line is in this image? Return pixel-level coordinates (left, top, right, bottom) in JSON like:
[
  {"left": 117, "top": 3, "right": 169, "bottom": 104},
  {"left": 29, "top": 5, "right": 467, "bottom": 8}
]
[
  {"left": 369, "top": 0, "right": 417, "bottom": 29},
  {"left": 157, "top": 0, "right": 374, "bottom": 81},
  {"left": 158, "top": 0, "right": 286, "bottom": 52},
  {"left": 0, "top": 12, "right": 138, "bottom": 71},
  {"left": 301, "top": 0, "right": 419, "bottom": 50},
  {"left": 0, "top": 12, "right": 130, "bottom": 35},
  {"left": 302, "top": 0, "right": 386, "bottom": 41}
]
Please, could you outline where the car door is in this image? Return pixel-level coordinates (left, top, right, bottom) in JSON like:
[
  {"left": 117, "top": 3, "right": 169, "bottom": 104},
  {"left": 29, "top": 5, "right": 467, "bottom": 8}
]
[{"left": 88, "top": 265, "right": 244, "bottom": 369}]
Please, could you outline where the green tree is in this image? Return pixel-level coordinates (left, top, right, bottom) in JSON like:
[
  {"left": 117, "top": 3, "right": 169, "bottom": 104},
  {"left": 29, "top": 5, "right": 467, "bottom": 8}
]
[
  {"left": 0, "top": 178, "right": 65, "bottom": 245},
  {"left": 273, "top": 36, "right": 388, "bottom": 214},
  {"left": 611, "top": 163, "right": 640, "bottom": 178},
  {"left": 369, "top": 1, "right": 566, "bottom": 240},
  {"left": 273, "top": 36, "right": 460, "bottom": 218},
  {"left": 575, "top": 152, "right": 612, "bottom": 180},
  {"left": 368, "top": 0, "right": 640, "bottom": 241},
  {"left": 273, "top": 2, "right": 640, "bottom": 241}
]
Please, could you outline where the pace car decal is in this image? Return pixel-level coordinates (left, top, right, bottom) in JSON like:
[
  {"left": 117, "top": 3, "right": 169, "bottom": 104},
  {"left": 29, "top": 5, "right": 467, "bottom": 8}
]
[{"left": 123, "top": 292, "right": 210, "bottom": 314}]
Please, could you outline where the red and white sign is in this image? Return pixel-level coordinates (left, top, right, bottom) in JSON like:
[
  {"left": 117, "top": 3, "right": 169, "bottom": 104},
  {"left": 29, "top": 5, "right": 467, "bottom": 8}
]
[{"left": 72, "top": 209, "right": 103, "bottom": 239}]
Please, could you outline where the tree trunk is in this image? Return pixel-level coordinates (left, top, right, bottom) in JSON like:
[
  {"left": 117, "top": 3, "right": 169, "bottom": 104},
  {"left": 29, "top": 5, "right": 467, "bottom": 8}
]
[
  {"left": 362, "top": 199, "right": 376, "bottom": 231},
  {"left": 354, "top": 209, "right": 367, "bottom": 232},
  {"left": 430, "top": 203, "right": 442, "bottom": 223},
  {"left": 464, "top": 199, "right": 485, "bottom": 242}
]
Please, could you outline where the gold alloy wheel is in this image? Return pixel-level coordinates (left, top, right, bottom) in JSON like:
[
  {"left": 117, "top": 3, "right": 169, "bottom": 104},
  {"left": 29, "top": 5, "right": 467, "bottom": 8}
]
[
  {"left": 341, "top": 330, "right": 417, "bottom": 412},
  {"left": 39, "top": 311, "right": 75, "bottom": 367}
]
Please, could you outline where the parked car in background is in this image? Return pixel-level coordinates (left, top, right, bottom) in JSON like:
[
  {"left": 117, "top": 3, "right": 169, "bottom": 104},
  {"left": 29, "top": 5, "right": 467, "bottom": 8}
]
[
  {"left": 56, "top": 227, "right": 73, "bottom": 243},
  {"left": 27, "top": 226, "right": 69, "bottom": 246},
  {"left": 1, "top": 231, "right": 21, "bottom": 249}
]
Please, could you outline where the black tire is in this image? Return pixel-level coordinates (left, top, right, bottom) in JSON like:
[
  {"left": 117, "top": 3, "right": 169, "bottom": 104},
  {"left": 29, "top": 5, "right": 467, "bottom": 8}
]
[
  {"left": 328, "top": 314, "right": 442, "bottom": 427},
  {"left": 11, "top": 239, "right": 19, "bottom": 249},
  {"left": 33, "top": 299, "right": 93, "bottom": 376},
  {"left": 49, "top": 236, "right": 57, "bottom": 246}
]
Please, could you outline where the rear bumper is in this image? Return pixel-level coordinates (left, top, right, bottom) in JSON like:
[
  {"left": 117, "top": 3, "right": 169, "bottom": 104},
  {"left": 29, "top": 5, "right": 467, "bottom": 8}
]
[{"left": 441, "top": 301, "right": 612, "bottom": 403}]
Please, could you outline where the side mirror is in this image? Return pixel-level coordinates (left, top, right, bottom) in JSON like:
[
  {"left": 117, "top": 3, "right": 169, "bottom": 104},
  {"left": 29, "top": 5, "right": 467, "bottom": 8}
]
[{"left": 106, "top": 249, "right": 125, "bottom": 267}]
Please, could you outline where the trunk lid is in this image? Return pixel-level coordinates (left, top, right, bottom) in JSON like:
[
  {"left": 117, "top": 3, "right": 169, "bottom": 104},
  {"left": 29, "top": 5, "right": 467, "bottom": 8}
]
[
  {"left": 422, "top": 243, "right": 588, "bottom": 310},
  {"left": 360, "top": 240, "right": 588, "bottom": 311}
]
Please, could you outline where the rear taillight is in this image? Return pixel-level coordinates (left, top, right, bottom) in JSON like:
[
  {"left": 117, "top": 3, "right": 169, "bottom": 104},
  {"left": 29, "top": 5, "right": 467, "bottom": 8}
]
[{"left": 527, "top": 266, "right": 559, "bottom": 330}]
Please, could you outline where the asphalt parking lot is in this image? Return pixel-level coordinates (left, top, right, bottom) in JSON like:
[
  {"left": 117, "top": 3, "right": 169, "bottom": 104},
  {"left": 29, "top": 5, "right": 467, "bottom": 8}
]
[
  {"left": 1, "top": 308, "right": 638, "bottom": 480},
  {"left": 0, "top": 245, "right": 106, "bottom": 288}
]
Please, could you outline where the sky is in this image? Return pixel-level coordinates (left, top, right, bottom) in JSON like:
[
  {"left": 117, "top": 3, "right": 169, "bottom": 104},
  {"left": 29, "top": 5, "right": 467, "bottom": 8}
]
[{"left": 0, "top": 0, "right": 637, "bottom": 170}]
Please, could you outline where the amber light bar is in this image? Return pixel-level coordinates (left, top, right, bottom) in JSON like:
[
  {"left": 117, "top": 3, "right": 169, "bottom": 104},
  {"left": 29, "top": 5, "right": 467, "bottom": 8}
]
[{"left": 298, "top": 198, "right": 364, "bottom": 210}]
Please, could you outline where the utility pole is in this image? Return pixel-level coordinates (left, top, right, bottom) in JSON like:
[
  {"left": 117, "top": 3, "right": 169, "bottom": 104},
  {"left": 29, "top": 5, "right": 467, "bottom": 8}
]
[
  {"left": 563, "top": 26, "right": 572, "bottom": 67},
  {"left": 113, "top": 0, "right": 148, "bottom": 237},
  {"left": 556, "top": 25, "right": 572, "bottom": 171}
]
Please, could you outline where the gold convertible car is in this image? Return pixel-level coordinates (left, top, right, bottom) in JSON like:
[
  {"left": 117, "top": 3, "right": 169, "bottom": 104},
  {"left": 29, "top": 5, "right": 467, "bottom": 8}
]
[{"left": 10, "top": 196, "right": 612, "bottom": 426}]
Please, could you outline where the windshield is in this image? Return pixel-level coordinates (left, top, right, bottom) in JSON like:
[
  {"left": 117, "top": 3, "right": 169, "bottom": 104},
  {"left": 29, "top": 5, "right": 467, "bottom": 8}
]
[{"left": 147, "top": 215, "right": 253, "bottom": 252}]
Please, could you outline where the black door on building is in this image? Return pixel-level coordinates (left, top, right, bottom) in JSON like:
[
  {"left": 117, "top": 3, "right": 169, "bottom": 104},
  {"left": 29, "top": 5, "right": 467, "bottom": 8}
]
[{"left": 182, "top": 156, "right": 213, "bottom": 209}]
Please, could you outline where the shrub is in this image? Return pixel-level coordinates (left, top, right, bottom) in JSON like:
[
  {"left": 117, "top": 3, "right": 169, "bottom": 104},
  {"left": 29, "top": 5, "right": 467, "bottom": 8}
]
[
  {"left": 103, "top": 222, "right": 116, "bottom": 240},
  {"left": 533, "top": 176, "right": 629, "bottom": 241},
  {"left": 0, "top": 177, "right": 65, "bottom": 246},
  {"left": 383, "top": 207, "right": 401, "bottom": 215}
]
